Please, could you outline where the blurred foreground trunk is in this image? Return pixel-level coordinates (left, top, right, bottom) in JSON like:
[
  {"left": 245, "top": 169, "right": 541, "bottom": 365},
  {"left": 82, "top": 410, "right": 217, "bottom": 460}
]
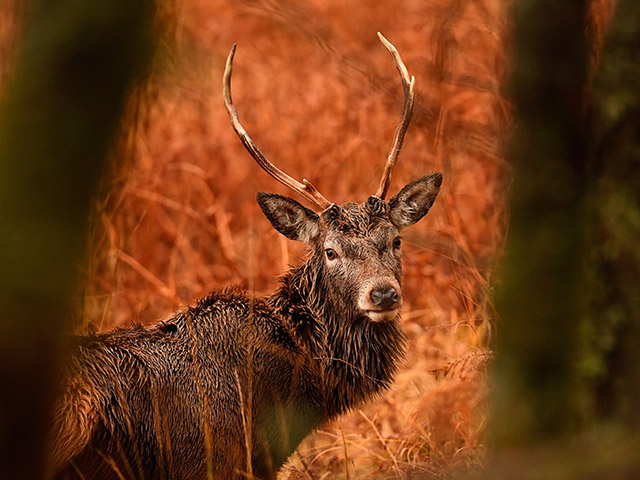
[
  {"left": 0, "top": 1, "right": 153, "bottom": 478},
  {"left": 490, "top": 0, "right": 640, "bottom": 476},
  {"left": 493, "top": 0, "right": 589, "bottom": 444}
]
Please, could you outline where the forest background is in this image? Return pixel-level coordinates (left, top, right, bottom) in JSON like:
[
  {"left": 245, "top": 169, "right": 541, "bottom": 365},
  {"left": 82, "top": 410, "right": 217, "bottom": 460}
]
[{"left": 0, "top": 0, "right": 638, "bottom": 478}]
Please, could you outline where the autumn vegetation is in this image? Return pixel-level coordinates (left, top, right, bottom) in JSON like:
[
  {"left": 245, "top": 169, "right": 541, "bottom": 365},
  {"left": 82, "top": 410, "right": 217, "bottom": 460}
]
[
  {"left": 67, "top": 2, "right": 509, "bottom": 477},
  {"left": 3, "top": 0, "right": 636, "bottom": 478}
]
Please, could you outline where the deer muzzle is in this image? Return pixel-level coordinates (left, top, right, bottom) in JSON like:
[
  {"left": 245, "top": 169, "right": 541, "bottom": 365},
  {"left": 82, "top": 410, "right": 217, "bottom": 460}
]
[{"left": 359, "top": 282, "right": 403, "bottom": 322}]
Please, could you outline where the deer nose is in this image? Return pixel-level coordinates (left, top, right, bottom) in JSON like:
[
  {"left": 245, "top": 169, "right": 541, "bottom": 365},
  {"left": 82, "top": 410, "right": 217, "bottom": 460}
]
[{"left": 370, "top": 286, "right": 400, "bottom": 310}]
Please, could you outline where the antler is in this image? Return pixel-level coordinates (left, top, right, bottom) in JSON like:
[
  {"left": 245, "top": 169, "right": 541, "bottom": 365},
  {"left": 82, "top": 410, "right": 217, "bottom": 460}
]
[
  {"left": 223, "top": 44, "right": 332, "bottom": 211},
  {"left": 374, "top": 33, "right": 416, "bottom": 200}
]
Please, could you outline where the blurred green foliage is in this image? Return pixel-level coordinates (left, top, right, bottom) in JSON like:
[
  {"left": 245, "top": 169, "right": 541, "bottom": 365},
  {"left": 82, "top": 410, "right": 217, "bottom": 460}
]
[{"left": 583, "top": 0, "right": 640, "bottom": 426}]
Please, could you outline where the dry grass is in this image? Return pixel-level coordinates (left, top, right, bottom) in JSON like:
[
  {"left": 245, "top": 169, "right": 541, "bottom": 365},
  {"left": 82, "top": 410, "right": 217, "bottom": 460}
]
[
  {"left": 4, "top": 0, "right": 513, "bottom": 478},
  {"left": 81, "top": 1, "right": 511, "bottom": 478}
]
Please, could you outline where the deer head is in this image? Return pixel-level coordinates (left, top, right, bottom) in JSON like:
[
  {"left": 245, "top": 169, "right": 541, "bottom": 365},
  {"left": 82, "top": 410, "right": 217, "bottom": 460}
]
[{"left": 223, "top": 33, "right": 441, "bottom": 324}]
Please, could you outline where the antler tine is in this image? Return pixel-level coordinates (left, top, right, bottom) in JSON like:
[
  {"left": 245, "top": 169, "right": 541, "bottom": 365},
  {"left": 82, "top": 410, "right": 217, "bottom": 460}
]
[
  {"left": 375, "top": 33, "right": 416, "bottom": 200},
  {"left": 223, "top": 45, "right": 332, "bottom": 211}
]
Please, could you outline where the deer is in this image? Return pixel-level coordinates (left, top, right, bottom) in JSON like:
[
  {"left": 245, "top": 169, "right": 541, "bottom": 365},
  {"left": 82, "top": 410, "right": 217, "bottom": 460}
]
[{"left": 48, "top": 33, "right": 442, "bottom": 480}]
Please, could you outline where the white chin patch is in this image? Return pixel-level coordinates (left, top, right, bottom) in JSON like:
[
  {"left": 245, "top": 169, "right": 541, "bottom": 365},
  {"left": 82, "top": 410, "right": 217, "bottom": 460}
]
[{"left": 365, "top": 310, "right": 398, "bottom": 323}]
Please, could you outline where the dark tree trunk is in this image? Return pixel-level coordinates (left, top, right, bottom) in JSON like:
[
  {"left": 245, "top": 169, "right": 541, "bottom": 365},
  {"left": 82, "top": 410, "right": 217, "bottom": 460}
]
[
  {"left": 493, "top": 0, "right": 589, "bottom": 445},
  {"left": 489, "top": 0, "right": 640, "bottom": 476},
  {"left": 0, "top": 1, "right": 153, "bottom": 478}
]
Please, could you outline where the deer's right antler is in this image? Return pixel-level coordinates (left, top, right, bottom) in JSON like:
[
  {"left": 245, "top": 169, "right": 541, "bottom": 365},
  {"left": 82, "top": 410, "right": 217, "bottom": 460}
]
[
  {"left": 223, "top": 45, "right": 332, "bottom": 211},
  {"left": 374, "top": 33, "right": 416, "bottom": 200}
]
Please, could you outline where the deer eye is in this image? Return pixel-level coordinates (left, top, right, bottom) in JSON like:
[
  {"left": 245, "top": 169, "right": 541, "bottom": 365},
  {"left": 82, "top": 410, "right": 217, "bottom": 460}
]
[
  {"left": 393, "top": 237, "right": 402, "bottom": 249},
  {"left": 325, "top": 248, "right": 337, "bottom": 260}
]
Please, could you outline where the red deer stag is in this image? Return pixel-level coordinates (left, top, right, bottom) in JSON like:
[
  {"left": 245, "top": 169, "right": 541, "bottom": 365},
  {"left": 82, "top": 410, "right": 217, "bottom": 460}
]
[{"left": 49, "top": 33, "right": 442, "bottom": 480}]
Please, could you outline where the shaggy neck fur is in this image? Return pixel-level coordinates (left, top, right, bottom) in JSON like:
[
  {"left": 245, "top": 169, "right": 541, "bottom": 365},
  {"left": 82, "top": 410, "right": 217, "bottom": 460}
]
[{"left": 268, "top": 250, "right": 407, "bottom": 420}]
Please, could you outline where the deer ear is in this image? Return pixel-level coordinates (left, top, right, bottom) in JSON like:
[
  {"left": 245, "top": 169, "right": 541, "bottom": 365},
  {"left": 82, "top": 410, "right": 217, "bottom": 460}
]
[
  {"left": 389, "top": 172, "right": 442, "bottom": 229},
  {"left": 257, "top": 192, "right": 320, "bottom": 243}
]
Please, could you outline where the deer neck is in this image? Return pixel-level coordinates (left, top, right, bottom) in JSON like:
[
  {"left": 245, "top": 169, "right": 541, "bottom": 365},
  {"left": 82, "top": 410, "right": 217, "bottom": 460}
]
[{"left": 268, "top": 257, "right": 407, "bottom": 417}]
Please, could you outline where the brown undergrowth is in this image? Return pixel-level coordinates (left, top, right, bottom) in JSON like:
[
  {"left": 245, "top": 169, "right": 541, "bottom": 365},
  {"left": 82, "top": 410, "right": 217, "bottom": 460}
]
[
  {"left": 0, "top": 0, "right": 622, "bottom": 477},
  {"left": 78, "top": 1, "right": 511, "bottom": 478},
  {"left": 57, "top": 0, "right": 511, "bottom": 477}
]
